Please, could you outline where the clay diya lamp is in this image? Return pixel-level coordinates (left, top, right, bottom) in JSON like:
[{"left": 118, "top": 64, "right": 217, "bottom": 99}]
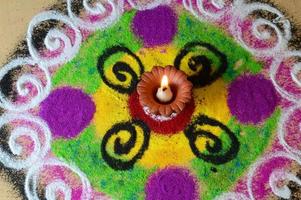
[{"left": 137, "top": 66, "right": 193, "bottom": 117}]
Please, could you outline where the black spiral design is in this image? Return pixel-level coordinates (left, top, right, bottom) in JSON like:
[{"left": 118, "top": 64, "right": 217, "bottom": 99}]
[
  {"left": 174, "top": 41, "right": 228, "bottom": 87},
  {"left": 97, "top": 45, "right": 144, "bottom": 94},
  {"left": 101, "top": 120, "right": 150, "bottom": 170},
  {"left": 184, "top": 115, "right": 239, "bottom": 165}
]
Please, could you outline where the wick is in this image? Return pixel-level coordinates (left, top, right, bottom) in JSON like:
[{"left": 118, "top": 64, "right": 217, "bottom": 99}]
[{"left": 162, "top": 87, "right": 167, "bottom": 91}]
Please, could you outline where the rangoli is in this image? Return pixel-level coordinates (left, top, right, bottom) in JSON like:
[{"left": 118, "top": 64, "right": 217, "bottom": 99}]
[{"left": 1, "top": 0, "right": 301, "bottom": 200}]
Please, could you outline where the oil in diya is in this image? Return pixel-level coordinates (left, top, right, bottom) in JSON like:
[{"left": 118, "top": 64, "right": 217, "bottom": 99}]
[{"left": 137, "top": 66, "right": 193, "bottom": 117}]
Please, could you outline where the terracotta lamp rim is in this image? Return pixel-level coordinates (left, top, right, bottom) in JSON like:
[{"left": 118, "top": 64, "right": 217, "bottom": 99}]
[{"left": 137, "top": 66, "right": 193, "bottom": 117}]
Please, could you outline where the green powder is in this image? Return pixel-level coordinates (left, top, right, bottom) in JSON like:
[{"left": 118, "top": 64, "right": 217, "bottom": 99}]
[
  {"left": 174, "top": 12, "right": 262, "bottom": 82},
  {"left": 52, "top": 126, "right": 155, "bottom": 200},
  {"left": 191, "top": 109, "right": 280, "bottom": 200},
  {"left": 52, "top": 11, "right": 142, "bottom": 94}
]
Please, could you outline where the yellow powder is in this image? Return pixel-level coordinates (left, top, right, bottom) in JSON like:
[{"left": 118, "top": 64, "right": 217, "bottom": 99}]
[{"left": 92, "top": 44, "right": 231, "bottom": 168}]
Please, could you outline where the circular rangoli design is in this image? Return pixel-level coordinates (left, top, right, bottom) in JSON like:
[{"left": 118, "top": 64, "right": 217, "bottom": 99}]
[{"left": 1, "top": 0, "right": 301, "bottom": 200}]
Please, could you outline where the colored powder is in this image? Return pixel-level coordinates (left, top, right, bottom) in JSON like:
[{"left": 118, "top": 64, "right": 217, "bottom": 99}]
[
  {"left": 40, "top": 87, "right": 95, "bottom": 138},
  {"left": 49, "top": 6, "right": 280, "bottom": 200},
  {"left": 132, "top": 6, "right": 178, "bottom": 47},
  {"left": 145, "top": 167, "right": 198, "bottom": 200},
  {"left": 227, "top": 74, "right": 278, "bottom": 124}
]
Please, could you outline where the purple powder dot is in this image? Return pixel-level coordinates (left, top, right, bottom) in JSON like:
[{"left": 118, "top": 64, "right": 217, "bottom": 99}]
[
  {"left": 40, "top": 87, "right": 95, "bottom": 138},
  {"left": 132, "top": 6, "right": 178, "bottom": 47},
  {"left": 227, "top": 74, "right": 278, "bottom": 124},
  {"left": 145, "top": 167, "right": 199, "bottom": 200}
]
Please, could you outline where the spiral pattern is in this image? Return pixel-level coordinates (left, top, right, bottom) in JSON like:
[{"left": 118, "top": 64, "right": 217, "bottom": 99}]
[
  {"left": 230, "top": 1, "right": 291, "bottom": 56},
  {"left": 247, "top": 152, "right": 301, "bottom": 200},
  {"left": 0, "top": 113, "right": 51, "bottom": 170},
  {"left": 0, "top": 58, "right": 51, "bottom": 112},
  {"left": 25, "top": 158, "right": 92, "bottom": 200},
  {"left": 97, "top": 45, "right": 145, "bottom": 94},
  {"left": 27, "top": 11, "right": 82, "bottom": 68},
  {"left": 184, "top": 114, "right": 239, "bottom": 165},
  {"left": 101, "top": 120, "right": 150, "bottom": 170},
  {"left": 270, "top": 51, "right": 301, "bottom": 103},
  {"left": 67, "top": 0, "right": 124, "bottom": 31}
]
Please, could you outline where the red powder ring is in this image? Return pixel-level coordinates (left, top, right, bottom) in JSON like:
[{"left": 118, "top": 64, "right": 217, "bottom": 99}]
[{"left": 128, "top": 91, "right": 195, "bottom": 135}]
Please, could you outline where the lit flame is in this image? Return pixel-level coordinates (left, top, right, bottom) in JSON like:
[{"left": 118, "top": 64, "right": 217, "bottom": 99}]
[{"left": 161, "top": 75, "right": 169, "bottom": 88}]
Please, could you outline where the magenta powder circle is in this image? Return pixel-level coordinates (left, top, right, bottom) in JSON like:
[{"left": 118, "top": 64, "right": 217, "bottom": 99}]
[
  {"left": 145, "top": 167, "right": 198, "bottom": 200},
  {"left": 39, "top": 87, "right": 95, "bottom": 138},
  {"left": 227, "top": 74, "right": 278, "bottom": 124},
  {"left": 132, "top": 6, "right": 178, "bottom": 47}
]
